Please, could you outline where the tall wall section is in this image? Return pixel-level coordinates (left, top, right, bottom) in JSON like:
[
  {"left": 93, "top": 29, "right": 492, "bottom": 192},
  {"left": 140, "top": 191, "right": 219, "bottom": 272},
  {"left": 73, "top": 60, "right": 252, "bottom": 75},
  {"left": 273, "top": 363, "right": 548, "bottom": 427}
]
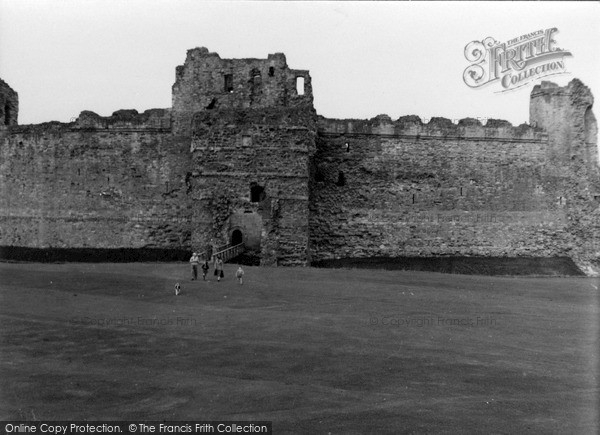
[
  {"left": 190, "top": 108, "right": 315, "bottom": 266},
  {"left": 0, "top": 110, "right": 193, "bottom": 254},
  {"left": 173, "top": 47, "right": 316, "bottom": 266},
  {"left": 310, "top": 88, "right": 599, "bottom": 271},
  {"left": 530, "top": 80, "right": 600, "bottom": 270}
]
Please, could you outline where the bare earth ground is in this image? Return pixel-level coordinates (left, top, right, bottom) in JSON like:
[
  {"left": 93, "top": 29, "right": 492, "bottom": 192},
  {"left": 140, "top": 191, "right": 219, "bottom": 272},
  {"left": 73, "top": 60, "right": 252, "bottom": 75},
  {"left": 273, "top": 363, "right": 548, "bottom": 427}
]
[{"left": 0, "top": 262, "right": 598, "bottom": 433}]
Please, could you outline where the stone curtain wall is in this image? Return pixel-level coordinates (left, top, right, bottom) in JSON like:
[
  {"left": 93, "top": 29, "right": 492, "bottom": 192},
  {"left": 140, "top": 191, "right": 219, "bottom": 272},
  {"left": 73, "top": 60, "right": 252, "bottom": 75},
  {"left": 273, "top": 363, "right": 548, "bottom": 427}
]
[
  {"left": 310, "top": 115, "right": 582, "bottom": 262},
  {"left": 190, "top": 107, "right": 316, "bottom": 266},
  {"left": 1, "top": 50, "right": 598, "bottom": 272},
  {"left": 0, "top": 111, "right": 192, "bottom": 251}
]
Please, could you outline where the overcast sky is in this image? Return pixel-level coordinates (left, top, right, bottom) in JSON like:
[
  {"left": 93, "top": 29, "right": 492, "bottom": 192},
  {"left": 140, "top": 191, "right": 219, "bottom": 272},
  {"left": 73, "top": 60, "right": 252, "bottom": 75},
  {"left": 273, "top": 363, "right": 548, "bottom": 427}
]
[{"left": 1, "top": 1, "right": 598, "bottom": 126}]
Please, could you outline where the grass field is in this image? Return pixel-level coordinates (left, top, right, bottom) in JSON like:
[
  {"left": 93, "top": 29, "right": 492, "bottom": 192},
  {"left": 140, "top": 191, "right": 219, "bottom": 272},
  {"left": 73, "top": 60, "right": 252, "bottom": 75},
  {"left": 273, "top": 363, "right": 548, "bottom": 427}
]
[{"left": 0, "top": 262, "right": 598, "bottom": 433}]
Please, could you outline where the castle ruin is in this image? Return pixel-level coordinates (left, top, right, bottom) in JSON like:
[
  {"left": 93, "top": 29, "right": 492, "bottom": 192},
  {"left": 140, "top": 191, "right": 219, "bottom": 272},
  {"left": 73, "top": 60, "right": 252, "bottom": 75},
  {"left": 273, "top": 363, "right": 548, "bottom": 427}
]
[{"left": 0, "top": 48, "right": 598, "bottom": 272}]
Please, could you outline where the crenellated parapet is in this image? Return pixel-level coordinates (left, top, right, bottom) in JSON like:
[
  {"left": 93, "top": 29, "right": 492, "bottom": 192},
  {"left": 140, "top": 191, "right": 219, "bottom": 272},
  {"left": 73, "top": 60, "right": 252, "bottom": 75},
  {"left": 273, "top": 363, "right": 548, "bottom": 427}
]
[
  {"left": 72, "top": 109, "right": 172, "bottom": 131},
  {"left": 6, "top": 109, "right": 172, "bottom": 137},
  {"left": 317, "top": 114, "right": 546, "bottom": 142}
]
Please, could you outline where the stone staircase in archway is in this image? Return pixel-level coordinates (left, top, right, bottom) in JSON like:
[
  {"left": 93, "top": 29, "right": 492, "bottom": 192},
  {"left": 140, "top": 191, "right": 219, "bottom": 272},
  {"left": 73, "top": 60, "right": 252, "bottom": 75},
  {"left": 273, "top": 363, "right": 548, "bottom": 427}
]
[{"left": 211, "top": 242, "right": 246, "bottom": 263}]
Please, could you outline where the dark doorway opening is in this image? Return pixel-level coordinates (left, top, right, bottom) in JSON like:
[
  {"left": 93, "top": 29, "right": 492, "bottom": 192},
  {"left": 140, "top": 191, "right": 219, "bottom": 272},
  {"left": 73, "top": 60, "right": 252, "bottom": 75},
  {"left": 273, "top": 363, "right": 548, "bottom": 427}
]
[{"left": 231, "top": 229, "right": 243, "bottom": 245}]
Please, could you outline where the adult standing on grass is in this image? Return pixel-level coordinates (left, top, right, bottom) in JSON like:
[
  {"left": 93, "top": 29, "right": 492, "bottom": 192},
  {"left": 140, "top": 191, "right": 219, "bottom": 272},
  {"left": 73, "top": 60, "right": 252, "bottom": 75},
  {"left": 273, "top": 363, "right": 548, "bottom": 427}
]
[
  {"left": 214, "top": 255, "right": 224, "bottom": 282},
  {"left": 189, "top": 252, "right": 200, "bottom": 280}
]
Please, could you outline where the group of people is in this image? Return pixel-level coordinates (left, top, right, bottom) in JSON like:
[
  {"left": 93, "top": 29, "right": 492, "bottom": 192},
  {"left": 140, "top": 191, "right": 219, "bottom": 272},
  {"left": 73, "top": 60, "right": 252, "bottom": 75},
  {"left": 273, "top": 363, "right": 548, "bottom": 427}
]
[{"left": 189, "top": 252, "right": 244, "bottom": 284}]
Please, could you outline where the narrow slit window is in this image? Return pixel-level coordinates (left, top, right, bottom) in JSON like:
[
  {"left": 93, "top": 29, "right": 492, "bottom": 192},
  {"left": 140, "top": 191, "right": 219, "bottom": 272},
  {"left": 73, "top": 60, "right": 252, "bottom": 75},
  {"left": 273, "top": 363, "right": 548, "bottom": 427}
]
[
  {"left": 269, "top": 66, "right": 275, "bottom": 77},
  {"left": 224, "top": 74, "right": 234, "bottom": 92},
  {"left": 4, "top": 104, "right": 10, "bottom": 125}
]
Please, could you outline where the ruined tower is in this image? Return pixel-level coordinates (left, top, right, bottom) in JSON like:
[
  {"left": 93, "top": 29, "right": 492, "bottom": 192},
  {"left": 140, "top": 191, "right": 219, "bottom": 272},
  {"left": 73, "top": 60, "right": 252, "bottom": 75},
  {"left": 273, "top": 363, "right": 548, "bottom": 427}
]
[
  {"left": 530, "top": 79, "right": 600, "bottom": 270},
  {"left": 0, "top": 79, "right": 18, "bottom": 127},
  {"left": 530, "top": 79, "right": 598, "bottom": 172},
  {"left": 173, "top": 48, "right": 317, "bottom": 265}
]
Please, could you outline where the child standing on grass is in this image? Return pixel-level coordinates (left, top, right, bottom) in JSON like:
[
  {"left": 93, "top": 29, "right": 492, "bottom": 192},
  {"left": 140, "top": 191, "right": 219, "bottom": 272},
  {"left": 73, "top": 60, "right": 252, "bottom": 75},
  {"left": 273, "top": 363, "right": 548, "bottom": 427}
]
[
  {"left": 236, "top": 266, "right": 244, "bottom": 285},
  {"left": 201, "top": 260, "right": 210, "bottom": 281}
]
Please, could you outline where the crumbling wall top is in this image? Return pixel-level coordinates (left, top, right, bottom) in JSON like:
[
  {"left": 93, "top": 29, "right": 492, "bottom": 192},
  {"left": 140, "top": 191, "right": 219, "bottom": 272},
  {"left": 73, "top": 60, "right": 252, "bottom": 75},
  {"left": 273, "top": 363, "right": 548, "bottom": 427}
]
[
  {"left": 531, "top": 78, "right": 594, "bottom": 106},
  {"left": 171, "top": 48, "right": 313, "bottom": 135},
  {"left": 73, "top": 108, "right": 171, "bottom": 130},
  {"left": 0, "top": 78, "right": 19, "bottom": 127}
]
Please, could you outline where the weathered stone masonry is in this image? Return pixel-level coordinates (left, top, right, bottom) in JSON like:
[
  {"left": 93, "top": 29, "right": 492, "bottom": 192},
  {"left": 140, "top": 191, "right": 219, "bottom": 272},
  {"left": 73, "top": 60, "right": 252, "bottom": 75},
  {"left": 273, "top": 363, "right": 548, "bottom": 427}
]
[
  {"left": 0, "top": 48, "right": 598, "bottom": 271},
  {"left": 190, "top": 108, "right": 316, "bottom": 266},
  {"left": 173, "top": 47, "right": 316, "bottom": 266},
  {"left": 0, "top": 110, "right": 192, "bottom": 251},
  {"left": 0, "top": 79, "right": 18, "bottom": 127}
]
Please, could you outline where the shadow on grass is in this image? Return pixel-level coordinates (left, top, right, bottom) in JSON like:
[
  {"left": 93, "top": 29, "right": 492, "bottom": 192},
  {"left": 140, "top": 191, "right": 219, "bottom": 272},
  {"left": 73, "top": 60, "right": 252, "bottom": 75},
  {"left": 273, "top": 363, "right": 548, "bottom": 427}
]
[
  {"left": 311, "top": 256, "right": 585, "bottom": 276},
  {"left": 227, "top": 251, "right": 261, "bottom": 266},
  {"left": 0, "top": 246, "right": 192, "bottom": 262},
  {"left": 0, "top": 247, "right": 586, "bottom": 276}
]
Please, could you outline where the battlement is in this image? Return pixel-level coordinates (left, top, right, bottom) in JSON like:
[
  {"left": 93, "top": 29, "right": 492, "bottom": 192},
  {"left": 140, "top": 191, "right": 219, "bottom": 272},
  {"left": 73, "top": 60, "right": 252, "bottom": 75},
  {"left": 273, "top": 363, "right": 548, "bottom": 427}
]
[
  {"left": 6, "top": 109, "right": 172, "bottom": 136},
  {"left": 317, "top": 115, "right": 546, "bottom": 142},
  {"left": 72, "top": 109, "right": 172, "bottom": 131}
]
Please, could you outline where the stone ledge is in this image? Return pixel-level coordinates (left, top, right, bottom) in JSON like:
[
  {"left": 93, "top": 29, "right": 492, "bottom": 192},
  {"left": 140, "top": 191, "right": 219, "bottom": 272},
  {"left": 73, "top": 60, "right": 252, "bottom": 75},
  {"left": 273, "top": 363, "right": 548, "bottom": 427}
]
[
  {"left": 192, "top": 146, "right": 310, "bottom": 152},
  {"left": 317, "top": 131, "right": 548, "bottom": 143},
  {"left": 198, "top": 171, "right": 309, "bottom": 178}
]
